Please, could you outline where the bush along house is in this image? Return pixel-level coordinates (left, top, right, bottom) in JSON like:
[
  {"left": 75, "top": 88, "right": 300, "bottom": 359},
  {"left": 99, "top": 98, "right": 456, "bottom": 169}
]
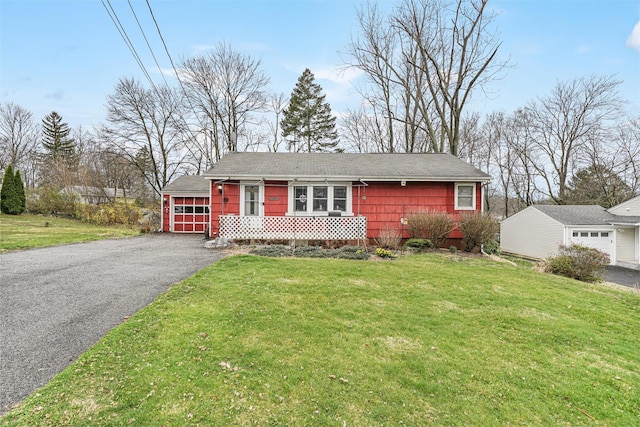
[{"left": 161, "top": 152, "right": 491, "bottom": 246}]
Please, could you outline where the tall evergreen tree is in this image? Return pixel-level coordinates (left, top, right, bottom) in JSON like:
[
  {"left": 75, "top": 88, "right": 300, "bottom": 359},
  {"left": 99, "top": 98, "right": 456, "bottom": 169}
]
[
  {"left": 41, "top": 111, "right": 75, "bottom": 161},
  {"left": 280, "top": 68, "right": 339, "bottom": 152},
  {"left": 1, "top": 165, "right": 23, "bottom": 214},
  {"left": 565, "top": 164, "right": 633, "bottom": 208},
  {"left": 14, "top": 168, "right": 26, "bottom": 213}
]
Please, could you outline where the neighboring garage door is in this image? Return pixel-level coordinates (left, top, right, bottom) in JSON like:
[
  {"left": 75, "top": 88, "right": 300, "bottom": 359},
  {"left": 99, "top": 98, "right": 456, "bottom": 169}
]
[
  {"left": 571, "top": 230, "right": 612, "bottom": 254},
  {"left": 173, "top": 197, "right": 209, "bottom": 233}
]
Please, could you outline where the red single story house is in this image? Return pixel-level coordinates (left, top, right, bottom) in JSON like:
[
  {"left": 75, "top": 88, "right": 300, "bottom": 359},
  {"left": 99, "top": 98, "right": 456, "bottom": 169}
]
[{"left": 162, "top": 152, "right": 491, "bottom": 244}]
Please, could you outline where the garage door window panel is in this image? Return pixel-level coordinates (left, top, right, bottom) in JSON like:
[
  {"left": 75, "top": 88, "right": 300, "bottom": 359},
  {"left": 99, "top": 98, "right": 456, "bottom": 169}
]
[{"left": 171, "top": 196, "right": 210, "bottom": 233}]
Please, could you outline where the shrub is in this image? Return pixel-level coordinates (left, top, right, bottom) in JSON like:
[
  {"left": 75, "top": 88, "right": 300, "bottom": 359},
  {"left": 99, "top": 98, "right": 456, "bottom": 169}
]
[
  {"left": 403, "top": 238, "right": 434, "bottom": 252},
  {"left": 250, "top": 245, "right": 293, "bottom": 257},
  {"left": 1, "top": 165, "right": 25, "bottom": 215},
  {"left": 335, "top": 246, "right": 370, "bottom": 260},
  {"left": 545, "top": 244, "right": 609, "bottom": 282},
  {"left": 406, "top": 211, "right": 453, "bottom": 248},
  {"left": 546, "top": 255, "right": 575, "bottom": 278},
  {"left": 294, "top": 246, "right": 334, "bottom": 258},
  {"left": 482, "top": 239, "right": 500, "bottom": 255},
  {"left": 250, "top": 244, "right": 370, "bottom": 260},
  {"left": 458, "top": 212, "right": 499, "bottom": 252},
  {"left": 375, "top": 247, "right": 395, "bottom": 258},
  {"left": 374, "top": 225, "right": 402, "bottom": 249},
  {"left": 449, "top": 246, "right": 458, "bottom": 254},
  {"left": 27, "top": 186, "right": 77, "bottom": 215},
  {"left": 74, "top": 201, "right": 141, "bottom": 226},
  {"left": 14, "top": 170, "right": 26, "bottom": 214}
]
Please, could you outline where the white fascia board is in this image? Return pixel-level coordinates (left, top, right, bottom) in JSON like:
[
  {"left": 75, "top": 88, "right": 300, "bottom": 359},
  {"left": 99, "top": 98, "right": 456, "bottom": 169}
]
[
  {"left": 566, "top": 224, "right": 615, "bottom": 229},
  {"left": 163, "top": 191, "right": 209, "bottom": 197},
  {"left": 204, "top": 175, "right": 490, "bottom": 182}
]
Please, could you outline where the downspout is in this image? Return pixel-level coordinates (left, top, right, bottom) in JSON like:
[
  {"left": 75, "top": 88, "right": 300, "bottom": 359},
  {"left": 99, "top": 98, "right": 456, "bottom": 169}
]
[
  {"left": 289, "top": 179, "right": 298, "bottom": 248},
  {"left": 359, "top": 179, "right": 368, "bottom": 247}
]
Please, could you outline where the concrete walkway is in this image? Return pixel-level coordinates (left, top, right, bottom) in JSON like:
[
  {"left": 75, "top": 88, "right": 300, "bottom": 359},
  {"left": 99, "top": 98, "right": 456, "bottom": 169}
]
[{"left": 0, "top": 234, "right": 223, "bottom": 414}]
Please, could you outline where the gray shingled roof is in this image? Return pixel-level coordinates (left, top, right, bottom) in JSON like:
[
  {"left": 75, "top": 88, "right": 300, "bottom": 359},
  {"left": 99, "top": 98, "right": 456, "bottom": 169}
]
[
  {"left": 534, "top": 205, "right": 617, "bottom": 225},
  {"left": 161, "top": 175, "right": 209, "bottom": 194},
  {"left": 607, "top": 216, "right": 640, "bottom": 225},
  {"left": 203, "top": 152, "right": 491, "bottom": 181}
]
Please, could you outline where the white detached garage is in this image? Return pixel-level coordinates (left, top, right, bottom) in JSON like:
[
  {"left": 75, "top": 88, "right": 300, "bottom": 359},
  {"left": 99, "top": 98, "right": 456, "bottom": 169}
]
[{"left": 500, "top": 200, "right": 640, "bottom": 269}]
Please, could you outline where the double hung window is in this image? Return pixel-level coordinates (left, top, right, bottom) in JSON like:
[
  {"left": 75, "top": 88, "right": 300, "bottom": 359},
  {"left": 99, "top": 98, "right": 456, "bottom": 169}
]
[{"left": 455, "top": 183, "right": 476, "bottom": 210}]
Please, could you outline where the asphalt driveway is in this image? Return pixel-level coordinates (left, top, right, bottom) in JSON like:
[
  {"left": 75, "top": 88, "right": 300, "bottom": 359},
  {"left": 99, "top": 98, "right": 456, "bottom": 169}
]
[
  {"left": 0, "top": 234, "right": 223, "bottom": 414},
  {"left": 604, "top": 266, "right": 640, "bottom": 287}
]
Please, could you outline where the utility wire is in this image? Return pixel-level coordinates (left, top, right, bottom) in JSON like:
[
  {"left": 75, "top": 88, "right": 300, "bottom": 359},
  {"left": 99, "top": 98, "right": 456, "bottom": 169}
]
[
  {"left": 126, "top": 0, "right": 171, "bottom": 89},
  {"left": 101, "top": 0, "right": 158, "bottom": 93},
  {"left": 102, "top": 0, "right": 217, "bottom": 169},
  {"left": 144, "top": 0, "right": 220, "bottom": 165}
]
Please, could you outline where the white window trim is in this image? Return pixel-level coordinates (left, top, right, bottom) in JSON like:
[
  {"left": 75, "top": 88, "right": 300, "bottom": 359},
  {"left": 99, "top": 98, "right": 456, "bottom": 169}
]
[
  {"left": 287, "top": 182, "right": 353, "bottom": 216},
  {"left": 239, "top": 182, "right": 264, "bottom": 216},
  {"left": 455, "top": 182, "right": 476, "bottom": 211}
]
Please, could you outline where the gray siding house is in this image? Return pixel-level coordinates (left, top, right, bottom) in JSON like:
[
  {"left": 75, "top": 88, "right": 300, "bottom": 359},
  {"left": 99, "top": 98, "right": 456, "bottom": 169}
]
[{"left": 500, "top": 196, "right": 640, "bottom": 270}]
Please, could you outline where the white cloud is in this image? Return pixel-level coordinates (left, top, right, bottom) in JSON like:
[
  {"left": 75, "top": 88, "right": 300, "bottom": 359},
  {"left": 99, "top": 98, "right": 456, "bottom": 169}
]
[
  {"left": 626, "top": 19, "right": 640, "bottom": 52},
  {"left": 306, "top": 66, "right": 365, "bottom": 109},
  {"left": 313, "top": 66, "right": 364, "bottom": 85}
]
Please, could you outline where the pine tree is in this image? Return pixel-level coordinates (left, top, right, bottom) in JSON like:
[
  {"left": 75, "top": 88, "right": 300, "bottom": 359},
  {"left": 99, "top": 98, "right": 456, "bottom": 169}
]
[
  {"left": 1, "top": 165, "right": 23, "bottom": 215},
  {"left": 14, "top": 169, "right": 26, "bottom": 213},
  {"left": 42, "top": 111, "right": 75, "bottom": 161},
  {"left": 565, "top": 164, "right": 633, "bottom": 208},
  {"left": 281, "top": 68, "right": 339, "bottom": 152}
]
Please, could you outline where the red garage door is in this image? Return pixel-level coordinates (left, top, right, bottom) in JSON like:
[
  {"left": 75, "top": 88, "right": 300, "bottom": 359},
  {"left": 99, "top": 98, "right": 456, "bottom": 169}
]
[{"left": 173, "top": 197, "right": 210, "bottom": 233}]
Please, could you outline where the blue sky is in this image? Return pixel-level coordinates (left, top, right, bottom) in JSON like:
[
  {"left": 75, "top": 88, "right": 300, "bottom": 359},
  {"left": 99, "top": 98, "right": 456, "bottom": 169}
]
[{"left": 1, "top": 0, "right": 639, "bottom": 129}]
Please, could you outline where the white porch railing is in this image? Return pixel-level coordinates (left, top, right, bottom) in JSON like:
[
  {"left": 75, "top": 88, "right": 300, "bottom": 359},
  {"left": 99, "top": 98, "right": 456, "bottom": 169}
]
[{"left": 218, "top": 215, "right": 367, "bottom": 240}]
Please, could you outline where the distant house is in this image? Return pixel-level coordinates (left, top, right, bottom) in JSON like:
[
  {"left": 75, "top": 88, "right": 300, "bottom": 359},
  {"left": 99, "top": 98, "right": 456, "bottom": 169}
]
[
  {"left": 61, "top": 186, "right": 127, "bottom": 205},
  {"left": 500, "top": 196, "right": 640, "bottom": 269},
  {"left": 161, "top": 152, "right": 490, "bottom": 245}
]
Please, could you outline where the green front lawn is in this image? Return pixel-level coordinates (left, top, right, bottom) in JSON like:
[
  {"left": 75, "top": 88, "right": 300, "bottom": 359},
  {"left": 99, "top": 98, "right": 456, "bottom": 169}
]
[
  {"left": 2, "top": 253, "right": 639, "bottom": 425},
  {"left": 0, "top": 213, "right": 140, "bottom": 253}
]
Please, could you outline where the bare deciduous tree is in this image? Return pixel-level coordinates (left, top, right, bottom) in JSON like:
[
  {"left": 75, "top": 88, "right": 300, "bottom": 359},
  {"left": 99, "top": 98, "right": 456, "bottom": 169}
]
[
  {"left": 101, "top": 77, "right": 190, "bottom": 197},
  {"left": 268, "top": 93, "right": 288, "bottom": 152},
  {"left": 0, "top": 103, "right": 40, "bottom": 186},
  {"left": 180, "top": 42, "right": 270, "bottom": 160},
  {"left": 607, "top": 116, "right": 640, "bottom": 196},
  {"left": 524, "top": 75, "right": 625, "bottom": 204},
  {"left": 339, "top": 105, "right": 390, "bottom": 153},
  {"left": 343, "top": 0, "right": 507, "bottom": 155}
]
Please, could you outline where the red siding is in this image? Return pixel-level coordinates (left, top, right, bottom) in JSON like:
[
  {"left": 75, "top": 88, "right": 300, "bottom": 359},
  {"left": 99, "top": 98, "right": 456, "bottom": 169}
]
[
  {"left": 357, "top": 181, "right": 482, "bottom": 240},
  {"left": 162, "top": 195, "right": 171, "bottom": 232},
  {"left": 210, "top": 181, "right": 240, "bottom": 238},
  {"left": 208, "top": 180, "right": 483, "bottom": 241},
  {"left": 264, "top": 181, "right": 288, "bottom": 216}
]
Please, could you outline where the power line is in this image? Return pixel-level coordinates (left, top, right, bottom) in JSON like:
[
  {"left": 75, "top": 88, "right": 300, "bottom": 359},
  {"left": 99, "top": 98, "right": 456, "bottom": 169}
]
[
  {"left": 144, "top": 0, "right": 220, "bottom": 162},
  {"left": 100, "top": 0, "right": 158, "bottom": 93},
  {"left": 126, "top": 0, "right": 171, "bottom": 89},
  {"left": 102, "top": 0, "right": 216, "bottom": 168}
]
